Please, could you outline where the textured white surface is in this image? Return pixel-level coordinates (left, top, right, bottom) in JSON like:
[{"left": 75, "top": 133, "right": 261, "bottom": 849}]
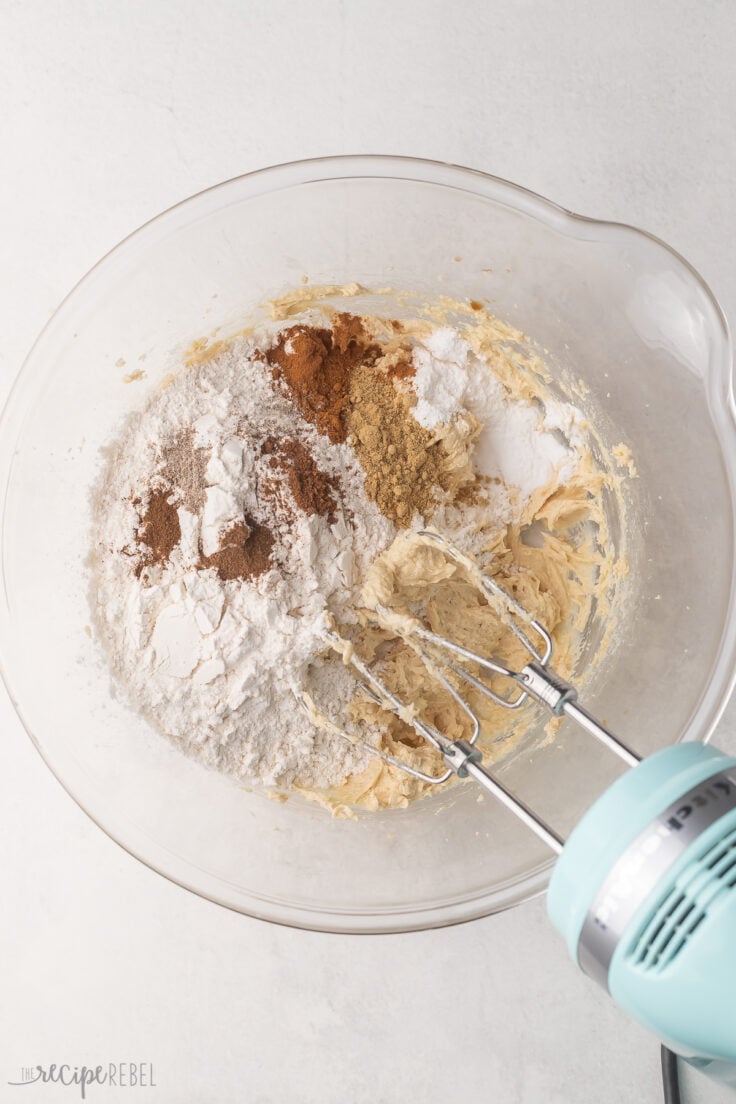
[{"left": 1, "top": 2, "right": 735, "bottom": 1101}]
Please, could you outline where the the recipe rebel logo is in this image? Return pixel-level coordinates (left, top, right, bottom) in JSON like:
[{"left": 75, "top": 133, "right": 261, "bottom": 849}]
[{"left": 7, "top": 1063, "right": 156, "bottom": 1098}]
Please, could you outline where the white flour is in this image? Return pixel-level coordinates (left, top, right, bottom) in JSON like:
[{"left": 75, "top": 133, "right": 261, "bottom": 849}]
[
  {"left": 91, "top": 322, "right": 584, "bottom": 793},
  {"left": 92, "top": 335, "right": 394, "bottom": 789}
]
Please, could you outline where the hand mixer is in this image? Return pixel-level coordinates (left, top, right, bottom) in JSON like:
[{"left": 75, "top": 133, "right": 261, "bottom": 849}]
[{"left": 325, "top": 530, "right": 736, "bottom": 1092}]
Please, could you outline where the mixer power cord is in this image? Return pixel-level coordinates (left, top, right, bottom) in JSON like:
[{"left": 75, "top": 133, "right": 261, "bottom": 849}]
[{"left": 661, "top": 1046, "right": 681, "bottom": 1104}]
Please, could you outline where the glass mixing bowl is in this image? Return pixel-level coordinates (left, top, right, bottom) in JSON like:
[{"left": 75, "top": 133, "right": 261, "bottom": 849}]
[{"left": 1, "top": 156, "right": 734, "bottom": 932}]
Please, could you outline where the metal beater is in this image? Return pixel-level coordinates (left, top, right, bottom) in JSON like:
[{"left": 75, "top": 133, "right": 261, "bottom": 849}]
[
  {"left": 323, "top": 528, "right": 640, "bottom": 854},
  {"left": 319, "top": 529, "right": 736, "bottom": 1085}
]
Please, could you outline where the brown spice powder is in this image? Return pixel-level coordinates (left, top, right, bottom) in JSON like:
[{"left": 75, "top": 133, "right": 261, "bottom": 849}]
[
  {"left": 384, "top": 357, "right": 415, "bottom": 382},
  {"left": 261, "top": 437, "right": 339, "bottom": 524},
  {"left": 130, "top": 311, "right": 452, "bottom": 585},
  {"left": 348, "top": 366, "right": 449, "bottom": 525},
  {"left": 267, "top": 311, "right": 451, "bottom": 526},
  {"left": 199, "top": 516, "right": 275, "bottom": 581},
  {"left": 135, "top": 489, "right": 181, "bottom": 574},
  {"left": 268, "top": 313, "right": 378, "bottom": 443}
]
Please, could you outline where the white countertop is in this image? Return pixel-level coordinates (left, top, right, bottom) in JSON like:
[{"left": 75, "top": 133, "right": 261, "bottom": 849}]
[{"left": 2, "top": 2, "right": 735, "bottom": 1101}]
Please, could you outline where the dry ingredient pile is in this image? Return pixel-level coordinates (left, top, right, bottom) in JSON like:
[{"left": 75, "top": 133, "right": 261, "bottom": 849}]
[{"left": 91, "top": 298, "right": 619, "bottom": 812}]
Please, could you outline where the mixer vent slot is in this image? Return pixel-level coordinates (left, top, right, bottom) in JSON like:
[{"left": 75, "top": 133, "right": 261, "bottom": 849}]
[{"left": 628, "top": 825, "right": 736, "bottom": 973}]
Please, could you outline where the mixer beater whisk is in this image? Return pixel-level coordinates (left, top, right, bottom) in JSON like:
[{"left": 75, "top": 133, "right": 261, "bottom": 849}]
[{"left": 316, "top": 529, "right": 639, "bottom": 853}]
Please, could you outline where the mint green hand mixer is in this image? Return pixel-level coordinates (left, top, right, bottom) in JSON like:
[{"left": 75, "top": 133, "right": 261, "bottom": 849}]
[{"left": 327, "top": 530, "right": 736, "bottom": 1092}]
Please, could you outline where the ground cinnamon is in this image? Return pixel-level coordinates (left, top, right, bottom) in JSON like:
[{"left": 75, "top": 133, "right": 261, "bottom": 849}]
[
  {"left": 135, "top": 489, "right": 181, "bottom": 574},
  {"left": 261, "top": 437, "right": 339, "bottom": 524},
  {"left": 268, "top": 313, "right": 378, "bottom": 443},
  {"left": 199, "top": 516, "right": 275, "bottom": 581},
  {"left": 384, "top": 357, "right": 415, "bottom": 382}
]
